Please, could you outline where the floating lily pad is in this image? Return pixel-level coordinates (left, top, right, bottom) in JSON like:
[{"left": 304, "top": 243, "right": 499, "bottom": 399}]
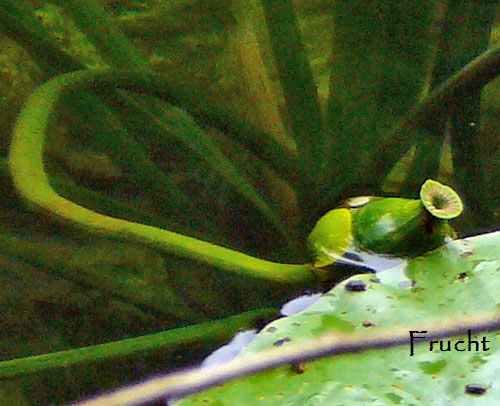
[{"left": 177, "top": 231, "right": 500, "bottom": 405}]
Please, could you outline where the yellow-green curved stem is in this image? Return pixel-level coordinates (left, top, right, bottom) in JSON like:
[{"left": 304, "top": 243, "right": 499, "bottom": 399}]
[{"left": 9, "top": 70, "right": 316, "bottom": 284}]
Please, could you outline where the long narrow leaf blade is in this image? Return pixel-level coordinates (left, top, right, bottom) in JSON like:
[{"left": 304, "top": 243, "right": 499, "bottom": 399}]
[{"left": 261, "top": 0, "right": 326, "bottom": 193}]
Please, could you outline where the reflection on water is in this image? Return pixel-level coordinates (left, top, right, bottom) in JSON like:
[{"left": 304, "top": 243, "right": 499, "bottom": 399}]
[
  {"left": 201, "top": 329, "right": 257, "bottom": 368},
  {"left": 280, "top": 292, "right": 323, "bottom": 316}
]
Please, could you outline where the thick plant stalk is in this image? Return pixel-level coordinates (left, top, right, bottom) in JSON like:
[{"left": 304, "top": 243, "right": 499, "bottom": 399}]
[
  {"left": 9, "top": 70, "right": 317, "bottom": 284},
  {"left": 0, "top": 308, "right": 277, "bottom": 380}
]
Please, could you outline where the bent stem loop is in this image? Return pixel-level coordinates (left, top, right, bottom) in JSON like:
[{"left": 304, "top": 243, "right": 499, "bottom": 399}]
[{"left": 9, "top": 70, "right": 316, "bottom": 284}]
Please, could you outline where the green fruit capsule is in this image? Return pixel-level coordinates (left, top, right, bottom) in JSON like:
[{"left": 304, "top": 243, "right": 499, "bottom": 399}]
[{"left": 308, "top": 179, "right": 463, "bottom": 267}]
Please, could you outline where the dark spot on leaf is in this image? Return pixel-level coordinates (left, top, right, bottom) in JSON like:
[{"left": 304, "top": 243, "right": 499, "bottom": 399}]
[
  {"left": 465, "top": 383, "right": 488, "bottom": 395},
  {"left": 273, "top": 337, "right": 291, "bottom": 347},
  {"left": 370, "top": 277, "right": 381, "bottom": 283},
  {"left": 291, "top": 322, "right": 301, "bottom": 327},
  {"left": 362, "top": 320, "right": 375, "bottom": 327},
  {"left": 290, "top": 363, "right": 306, "bottom": 374},
  {"left": 457, "top": 272, "right": 469, "bottom": 281},
  {"left": 460, "top": 251, "right": 474, "bottom": 259},
  {"left": 345, "top": 280, "right": 367, "bottom": 291},
  {"left": 385, "top": 392, "right": 403, "bottom": 404},
  {"left": 266, "top": 326, "right": 277, "bottom": 333}
]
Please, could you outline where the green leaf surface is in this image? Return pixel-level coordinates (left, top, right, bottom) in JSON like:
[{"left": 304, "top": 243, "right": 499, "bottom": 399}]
[{"left": 177, "top": 231, "right": 500, "bottom": 405}]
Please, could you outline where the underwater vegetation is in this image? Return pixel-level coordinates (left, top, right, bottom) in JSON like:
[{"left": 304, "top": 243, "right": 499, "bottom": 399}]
[{"left": 0, "top": 0, "right": 499, "bottom": 404}]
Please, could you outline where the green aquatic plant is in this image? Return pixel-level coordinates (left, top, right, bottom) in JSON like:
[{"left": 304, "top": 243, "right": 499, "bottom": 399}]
[{"left": 0, "top": 0, "right": 499, "bottom": 404}]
